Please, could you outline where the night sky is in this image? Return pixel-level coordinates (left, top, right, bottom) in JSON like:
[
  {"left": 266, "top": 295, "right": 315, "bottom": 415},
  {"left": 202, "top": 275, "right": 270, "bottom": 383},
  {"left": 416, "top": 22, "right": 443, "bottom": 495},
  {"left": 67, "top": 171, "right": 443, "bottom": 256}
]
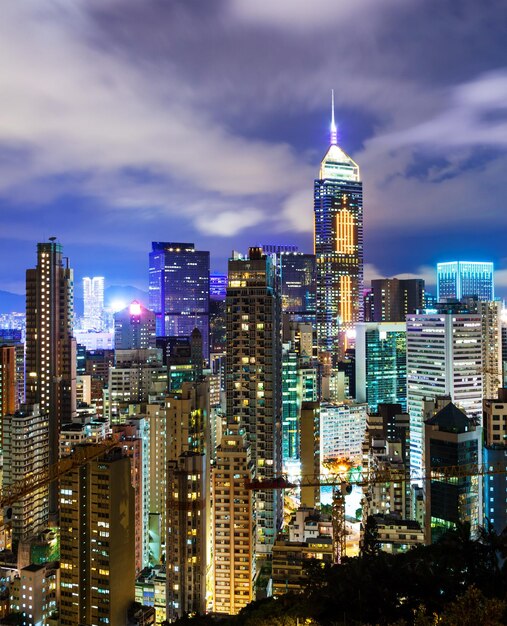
[{"left": 1, "top": 0, "right": 507, "bottom": 302}]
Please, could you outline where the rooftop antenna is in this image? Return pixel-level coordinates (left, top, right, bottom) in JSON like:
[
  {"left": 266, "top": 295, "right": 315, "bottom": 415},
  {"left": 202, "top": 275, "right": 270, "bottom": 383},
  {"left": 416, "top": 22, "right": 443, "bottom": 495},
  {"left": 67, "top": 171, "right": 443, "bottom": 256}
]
[{"left": 330, "top": 89, "right": 337, "bottom": 146}]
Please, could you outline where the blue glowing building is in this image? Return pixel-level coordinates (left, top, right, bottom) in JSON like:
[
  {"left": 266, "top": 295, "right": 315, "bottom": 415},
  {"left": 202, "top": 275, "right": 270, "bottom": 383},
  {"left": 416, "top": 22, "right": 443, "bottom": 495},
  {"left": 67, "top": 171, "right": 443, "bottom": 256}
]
[
  {"left": 437, "top": 261, "right": 494, "bottom": 302},
  {"left": 149, "top": 243, "right": 210, "bottom": 360}
]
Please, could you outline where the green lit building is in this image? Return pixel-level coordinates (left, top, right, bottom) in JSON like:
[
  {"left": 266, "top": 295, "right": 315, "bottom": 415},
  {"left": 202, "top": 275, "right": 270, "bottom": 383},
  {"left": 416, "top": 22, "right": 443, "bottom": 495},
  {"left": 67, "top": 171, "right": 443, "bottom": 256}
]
[
  {"left": 355, "top": 322, "right": 407, "bottom": 412},
  {"left": 282, "top": 346, "right": 299, "bottom": 464},
  {"left": 424, "top": 402, "right": 482, "bottom": 543}
]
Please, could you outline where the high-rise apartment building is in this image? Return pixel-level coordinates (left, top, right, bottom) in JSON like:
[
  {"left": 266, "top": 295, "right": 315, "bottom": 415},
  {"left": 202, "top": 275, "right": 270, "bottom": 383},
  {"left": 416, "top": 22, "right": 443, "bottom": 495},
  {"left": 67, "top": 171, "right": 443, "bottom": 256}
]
[
  {"left": 320, "top": 402, "right": 367, "bottom": 466},
  {"left": 407, "top": 312, "right": 482, "bottom": 477},
  {"left": 355, "top": 322, "right": 407, "bottom": 412},
  {"left": 149, "top": 242, "right": 210, "bottom": 359},
  {"left": 226, "top": 247, "right": 282, "bottom": 558},
  {"left": 483, "top": 389, "right": 507, "bottom": 533},
  {"left": 424, "top": 403, "right": 482, "bottom": 543},
  {"left": 166, "top": 452, "right": 207, "bottom": 621},
  {"left": 83, "top": 276, "right": 105, "bottom": 331},
  {"left": 314, "top": 94, "right": 363, "bottom": 361},
  {"left": 212, "top": 425, "right": 254, "bottom": 615},
  {"left": 0, "top": 345, "right": 17, "bottom": 452},
  {"left": 478, "top": 301, "right": 503, "bottom": 399},
  {"left": 2, "top": 405, "right": 49, "bottom": 545},
  {"left": 26, "top": 239, "right": 76, "bottom": 514},
  {"left": 437, "top": 261, "right": 494, "bottom": 301},
  {"left": 366, "top": 278, "right": 425, "bottom": 322},
  {"left": 59, "top": 447, "right": 135, "bottom": 626},
  {"left": 114, "top": 301, "right": 156, "bottom": 350}
]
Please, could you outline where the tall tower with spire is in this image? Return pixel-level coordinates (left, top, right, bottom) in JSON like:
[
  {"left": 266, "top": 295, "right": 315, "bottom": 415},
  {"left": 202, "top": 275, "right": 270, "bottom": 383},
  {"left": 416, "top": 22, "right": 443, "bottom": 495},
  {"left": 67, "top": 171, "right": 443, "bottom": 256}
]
[{"left": 314, "top": 92, "right": 363, "bottom": 363}]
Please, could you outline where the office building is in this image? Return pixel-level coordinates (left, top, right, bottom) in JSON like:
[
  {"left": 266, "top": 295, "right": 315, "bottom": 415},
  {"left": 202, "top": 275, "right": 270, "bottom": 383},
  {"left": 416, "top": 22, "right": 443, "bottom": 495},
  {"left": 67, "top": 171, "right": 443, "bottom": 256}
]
[
  {"left": 365, "top": 516, "right": 424, "bottom": 554},
  {"left": 0, "top": 345, "right": 17, "bottom": 452},
  {"left": 114, "top": 301, "right": 156, "bottom": 350},
  {"left": 279, "top": 252, "right": 316, "bottom": 322},
  {"left": 149, "top": 242, "right": 210, "bottom": 359},
  {"left": 83, "top": 276, "right": 105, "bottom": 331},
  {"left": 26, "top": 239, "right": 76, "bottom": 515},
  {"left": 212, "top": 425, "right": 254, "bottom": 615},
  {"left": 59, "top": 447, "right": 135, "bottom": 626},
  {"left": 366, "top": 278, "right": 425, "bottom": 322},
  {"left": 320, "top": 402, "right": 367, "bottom": 466},
  {"left": 2, "top": 405, "right": 49, "bottom": 546},
  {"left": 407, "top": 312, "right": 482, "bottom": 477},
  {"left": 314, "top": 93, "right": 363, "bottom": 361},
  {"left": 424, "top": 402, "right": 482, "bottom": 543},
  {"left": 356, "top": 322, "right": 407, "bottom": 412},
  {"left": 437, "top": 261, "right": 494, "bottom": 301},
  {"left": 210, "top": 272, "right": 227, "bottom": 301},
  {"left": 226, "top": 247, "right": 282, "bottom": 558},
  {"left": 282, "top": 345, "right": 299, "bottom": 465}
]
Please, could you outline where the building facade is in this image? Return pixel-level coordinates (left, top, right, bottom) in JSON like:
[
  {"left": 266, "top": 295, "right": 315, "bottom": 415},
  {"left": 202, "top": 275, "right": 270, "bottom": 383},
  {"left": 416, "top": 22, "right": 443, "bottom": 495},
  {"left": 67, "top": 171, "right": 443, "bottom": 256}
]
[
  {"left": 26, "top": 239, "right": 76, "bottom": 515},
  {"left": 366, "top": 278, "right": 425, "bottom": 322},
  {"left": 83, "top": 276, "right": 105, "bottom": 331},
  {"left": 149, "top": 242, "right": 210, "bottom": 359},
  {"left": 437, "top": 261, "right": 494, "bottom": 301},
  {"left": 407, "top": 312, "right": 483, "bottom": 477},
  {"left": 59, "top": 448, "right": 135, "bottom": 626},
  {"left": 355, "top": 322, "right": 407, "bottom": 412},
  {"left": 114, "top": 301, "right": 156, "bottom": 350},
  {"left": 226, "top": 248, "right": 282, "bottom": 559}
]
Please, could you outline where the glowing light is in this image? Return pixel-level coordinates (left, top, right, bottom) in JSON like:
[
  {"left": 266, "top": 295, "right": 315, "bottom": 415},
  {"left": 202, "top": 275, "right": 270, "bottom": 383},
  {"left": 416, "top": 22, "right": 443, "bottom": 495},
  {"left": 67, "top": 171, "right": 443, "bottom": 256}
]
[
  {"left": 330, "top": 89, "right": 337, "bottom": 146},
  {"left": 346, "top": 328, "right": 356, "bottom": 341},
  {"left": 129, "top": 301, "right": 142, "bottom": 316},
  {"left": 110, "top": 299, "right": 126, "bottom": 313}
]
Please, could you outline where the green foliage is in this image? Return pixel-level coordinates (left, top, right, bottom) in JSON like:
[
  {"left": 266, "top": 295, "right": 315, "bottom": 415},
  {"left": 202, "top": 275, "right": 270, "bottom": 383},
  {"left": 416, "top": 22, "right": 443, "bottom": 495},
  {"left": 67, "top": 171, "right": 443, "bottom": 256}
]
[{"left": 180, "top": 525, "right": 507, "bottom": 625}]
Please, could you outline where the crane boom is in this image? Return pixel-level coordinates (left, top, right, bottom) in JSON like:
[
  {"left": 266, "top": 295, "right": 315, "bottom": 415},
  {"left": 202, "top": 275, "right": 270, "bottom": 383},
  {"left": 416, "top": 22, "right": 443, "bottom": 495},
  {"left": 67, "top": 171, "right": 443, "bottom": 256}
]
[
  {"left": 245, "top": 460, "right": 507, "bottom": 490},
  {"left": 0, "top": 440, "right": 119, "bottom": 508}
]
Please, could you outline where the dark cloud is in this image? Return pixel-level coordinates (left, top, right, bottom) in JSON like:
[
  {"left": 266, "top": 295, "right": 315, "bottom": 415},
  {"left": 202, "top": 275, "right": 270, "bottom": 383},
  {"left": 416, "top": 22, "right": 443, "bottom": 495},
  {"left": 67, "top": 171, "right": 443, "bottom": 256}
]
[{"left": 0, "top": 0, "right": 506, "bottom": 297}]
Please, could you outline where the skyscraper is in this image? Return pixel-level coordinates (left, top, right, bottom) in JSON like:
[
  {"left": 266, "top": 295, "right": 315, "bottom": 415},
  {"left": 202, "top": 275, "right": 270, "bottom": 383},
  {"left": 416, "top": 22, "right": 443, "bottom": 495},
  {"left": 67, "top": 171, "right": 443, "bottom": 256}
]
[
  {"left": 226, "top": 247, "right": 282, "bottom": 559},
  {"left": 59, "top": 447, "right": 135, "bottom": 626},
  {"left": 279, "top": 252, "right": 316, "bottom": 322},
  {"left": 424, "top": 403, "right": 482, "bottom": 543},
  {"left": 26, "top": 239, "right": 76, "bottom": 514},
  {"left": 407, "top": 312, "right": 483, "bottom": 477},
  {"left": 314, "top": 92, "right": 363, "bottom": 361},
  {"left": 149, "top": 242, "right": 210, "bottom": 360},
  {"left": 355, "top": 322, "right": 407, "bottom": 412},
  {"left": 83, "top": 276, "right": 105, "bottom": 331},
  {"left": 212, "top": 424, "right": 254, "bottom": 615},
  {"left": 437, "top": 261, "right": 494, "bottom": 301}
]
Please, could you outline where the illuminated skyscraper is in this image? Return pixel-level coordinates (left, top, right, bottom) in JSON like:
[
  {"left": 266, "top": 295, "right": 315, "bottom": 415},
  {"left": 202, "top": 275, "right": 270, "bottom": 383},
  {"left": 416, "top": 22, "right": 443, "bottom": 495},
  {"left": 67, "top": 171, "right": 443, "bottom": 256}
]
[
  {"left": 314, "top": 92, "right": 363, "bottom": 361},
  {"left": 149, "top": 242, "right": 210, "bottom": 359},
  {"left": 437, "top": 261, "right": 494, "bottom": 301},
  {"left": 407, "top": 312, "right": 482, "bottom": 477},
  {"left": 83, "top": 276, "right": 105, "bottom": 331},
  {"left": 226, "top": 248, "right": 282, "bottom": 559},
  {"left": 26, "top": 239, "right": 76, "bottom": 515},
  {"left": 355, "top": 322, "right": 407, "bottom": 412}
]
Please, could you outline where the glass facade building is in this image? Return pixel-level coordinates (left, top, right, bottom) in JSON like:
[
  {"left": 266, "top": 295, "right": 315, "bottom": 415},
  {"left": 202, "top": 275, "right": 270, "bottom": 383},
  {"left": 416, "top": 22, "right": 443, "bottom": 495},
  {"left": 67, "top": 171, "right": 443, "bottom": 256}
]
[
  {"left": 355, "top": 322, "right": 407, "bottom": 412},
  {"left": 279, "top": 253, "right": 316, "bottom": 322},
  {"left": 149, "top": 242, "right": 210, "bottom": 360},
  {"left": 437, "top": 261, "right": 494, "bottom": 301},
  {"left": 282, "top": 346, "right": 299, "bottom": 465},
  {"left": 314, "top": 112, "right": 363, "bottom": 362}
]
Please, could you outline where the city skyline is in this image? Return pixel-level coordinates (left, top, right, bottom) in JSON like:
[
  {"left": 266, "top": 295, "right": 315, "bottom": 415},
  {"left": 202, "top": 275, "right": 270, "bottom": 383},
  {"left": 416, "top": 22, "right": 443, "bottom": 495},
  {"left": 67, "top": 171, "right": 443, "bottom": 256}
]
[{"left": 1, "top": 2, "right": 507, "bottom": 298}]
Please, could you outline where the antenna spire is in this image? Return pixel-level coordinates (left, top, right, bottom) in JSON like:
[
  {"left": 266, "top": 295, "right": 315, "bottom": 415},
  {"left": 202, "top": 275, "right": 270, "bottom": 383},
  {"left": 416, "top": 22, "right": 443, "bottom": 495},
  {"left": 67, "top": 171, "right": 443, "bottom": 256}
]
[{"left": 330, "top": 89, "right": 337, "bottom": 146}]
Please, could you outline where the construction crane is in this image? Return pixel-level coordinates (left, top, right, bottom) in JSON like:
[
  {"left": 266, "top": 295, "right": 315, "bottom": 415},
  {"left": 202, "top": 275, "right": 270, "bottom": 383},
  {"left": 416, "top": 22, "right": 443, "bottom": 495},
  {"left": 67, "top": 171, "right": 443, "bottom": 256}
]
[
  {"left": 246, "top": 461, "right": 507, "bottom": 562},
  {"left": 0, "top": 439, "right": 119, "bottom": 509}
]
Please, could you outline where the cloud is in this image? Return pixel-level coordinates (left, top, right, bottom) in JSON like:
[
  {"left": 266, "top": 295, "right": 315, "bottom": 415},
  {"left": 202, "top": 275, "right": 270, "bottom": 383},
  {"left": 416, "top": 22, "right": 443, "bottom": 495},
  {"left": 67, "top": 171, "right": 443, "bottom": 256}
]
[
  {"left": 364, "top": 263, "right": 436, "bottom": 288},
  {"left": 194, "top": 208, "right": 265, "bottom": 236}
]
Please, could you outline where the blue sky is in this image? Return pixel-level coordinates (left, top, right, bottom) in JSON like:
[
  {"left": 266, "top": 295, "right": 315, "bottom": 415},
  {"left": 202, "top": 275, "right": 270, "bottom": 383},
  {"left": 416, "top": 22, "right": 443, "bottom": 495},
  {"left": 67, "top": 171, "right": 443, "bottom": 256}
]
[{"left": 1, "top": 0, "right": 507, "bottom": 301}]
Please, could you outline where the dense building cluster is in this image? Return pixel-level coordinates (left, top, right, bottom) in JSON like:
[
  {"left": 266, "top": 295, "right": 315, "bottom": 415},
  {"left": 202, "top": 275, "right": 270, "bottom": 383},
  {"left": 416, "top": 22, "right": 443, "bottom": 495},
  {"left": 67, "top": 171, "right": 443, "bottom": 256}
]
[{"left": 0, "top": 106, "right": 505, "bottom": 626}]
